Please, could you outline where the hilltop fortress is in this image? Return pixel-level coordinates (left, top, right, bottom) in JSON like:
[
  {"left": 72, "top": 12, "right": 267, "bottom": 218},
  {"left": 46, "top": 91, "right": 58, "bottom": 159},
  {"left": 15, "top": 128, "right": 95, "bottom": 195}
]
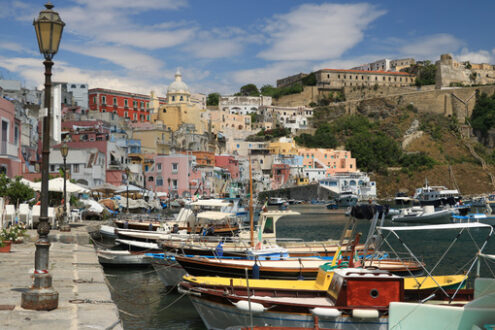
[{"left": 436, "top": 53, "right": 495, "bottom": 88}]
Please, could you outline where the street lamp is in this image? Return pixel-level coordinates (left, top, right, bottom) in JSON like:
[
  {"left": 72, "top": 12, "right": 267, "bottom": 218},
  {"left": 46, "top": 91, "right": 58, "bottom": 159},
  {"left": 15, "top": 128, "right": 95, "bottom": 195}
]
[
  {"left": 59, "top": 142, "right": 70, "bottom": 232},
  {"left": 22, "top": 2, "right": 64, "bottom": 311},
  {"left": 125, "top": 167, "right": 130, "bottom": 214}
]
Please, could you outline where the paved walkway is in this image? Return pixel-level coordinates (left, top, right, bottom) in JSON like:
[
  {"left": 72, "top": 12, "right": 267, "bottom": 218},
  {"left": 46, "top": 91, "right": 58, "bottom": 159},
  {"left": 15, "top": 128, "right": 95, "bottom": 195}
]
[{"left": 0, "top": 224, "right": 122, "bottom": 330}]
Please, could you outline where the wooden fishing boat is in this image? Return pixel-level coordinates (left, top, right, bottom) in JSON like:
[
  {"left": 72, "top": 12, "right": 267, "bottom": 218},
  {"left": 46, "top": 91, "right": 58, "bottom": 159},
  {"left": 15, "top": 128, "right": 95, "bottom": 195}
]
[
  {"left": 178, "top": 267, "right": 477, "bottom": 330},
  {"left": 96, "top": 249, "right": 153, "bottom": 266},
  {"left": 175, "top": 255, "right": 425, "bottom": 279}
]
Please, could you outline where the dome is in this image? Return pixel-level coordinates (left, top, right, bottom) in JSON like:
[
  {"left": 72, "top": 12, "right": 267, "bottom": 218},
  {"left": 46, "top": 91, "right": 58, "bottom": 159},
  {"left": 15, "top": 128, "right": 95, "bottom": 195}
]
[{"left": 167, "top": 69, "right": 190, "bottom": 95}]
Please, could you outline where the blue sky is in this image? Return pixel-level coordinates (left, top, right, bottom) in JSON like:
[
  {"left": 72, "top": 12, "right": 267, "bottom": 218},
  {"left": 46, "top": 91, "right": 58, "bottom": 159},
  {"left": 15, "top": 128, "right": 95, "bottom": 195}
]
[{"left": 0, "top": 0, "right": 494, "bottom": 96}]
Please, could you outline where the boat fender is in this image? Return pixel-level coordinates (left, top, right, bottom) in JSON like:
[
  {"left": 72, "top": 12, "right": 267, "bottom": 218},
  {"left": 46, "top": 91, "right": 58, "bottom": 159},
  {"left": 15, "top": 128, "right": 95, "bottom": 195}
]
[
  {"left": 352, "top": 309, "right": 379, "bottom": 319},
  {"left": 310, "top": 308, "right": 341, "bottom": 318},
  {"left": 233, "top": 300, "right": 265, "bottom": 313}
]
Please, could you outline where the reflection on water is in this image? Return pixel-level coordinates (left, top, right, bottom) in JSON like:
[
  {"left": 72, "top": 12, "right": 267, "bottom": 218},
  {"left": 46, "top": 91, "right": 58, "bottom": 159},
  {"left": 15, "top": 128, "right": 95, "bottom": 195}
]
[{"left": 104, "top": 206, "right": 495, "bottom": 329}]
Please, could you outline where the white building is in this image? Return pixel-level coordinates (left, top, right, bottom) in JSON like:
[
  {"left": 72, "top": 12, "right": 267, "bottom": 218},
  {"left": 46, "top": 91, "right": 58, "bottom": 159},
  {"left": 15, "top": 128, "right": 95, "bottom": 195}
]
[
  {"left": 259, "top": 105, "right": 313, "bottom": 133},
  {"left": 352, "top": 58, "right": 415, "bottom": 72},
  {"left": 319, "top": 172, "right": 376, "bottom": 199},
  {"left": 49, "top": 146, "right": 106, "bottom": 188},
  {"left": 219, "top": 96, "right": 272, "bottom": 115},
  {"left": 66, "top": 82, "right": 89, "bottom": 109}
]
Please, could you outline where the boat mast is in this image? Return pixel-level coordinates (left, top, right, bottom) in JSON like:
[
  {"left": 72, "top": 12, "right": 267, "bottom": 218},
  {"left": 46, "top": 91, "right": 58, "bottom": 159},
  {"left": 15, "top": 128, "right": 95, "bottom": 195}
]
[{"left": 249, "top": 155, "right": 254, "bottom": 248}]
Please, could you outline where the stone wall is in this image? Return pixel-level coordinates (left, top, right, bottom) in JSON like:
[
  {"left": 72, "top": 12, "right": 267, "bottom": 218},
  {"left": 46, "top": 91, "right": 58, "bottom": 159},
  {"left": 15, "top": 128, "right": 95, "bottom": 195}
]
[
  {"left": 258, "top": 183, "right": 335, "bottom": 201},
  {"left": 436, "top": 53, "right": 495, "bottom": 88},
  {"left": 273, "top": 86, "right": 320, "bottom": 107},
  {"left": 325, "top": 85, "right": 495, "bottom": 123}
]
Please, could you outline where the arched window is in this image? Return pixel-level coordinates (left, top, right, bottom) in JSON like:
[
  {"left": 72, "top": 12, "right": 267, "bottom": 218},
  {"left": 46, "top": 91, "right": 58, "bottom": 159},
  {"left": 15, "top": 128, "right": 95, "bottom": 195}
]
[
  {"left": 180, "top": 96, "right": 184, "bottom": 101},
  {"left": 171, "top": 96, "right": 175, "bottom": 101}
]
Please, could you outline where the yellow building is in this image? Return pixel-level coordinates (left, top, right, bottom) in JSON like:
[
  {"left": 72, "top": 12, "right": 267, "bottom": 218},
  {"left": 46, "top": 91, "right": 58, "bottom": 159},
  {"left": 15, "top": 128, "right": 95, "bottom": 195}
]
[
  {"left": 268, "top": 137, "right": 298, "bottom": 155},
  {"left": 132, "top": 124, "right": 171, "bottom": 154},
  {"left": 151, "top": 70, "right": 206, "bottom": 133}
]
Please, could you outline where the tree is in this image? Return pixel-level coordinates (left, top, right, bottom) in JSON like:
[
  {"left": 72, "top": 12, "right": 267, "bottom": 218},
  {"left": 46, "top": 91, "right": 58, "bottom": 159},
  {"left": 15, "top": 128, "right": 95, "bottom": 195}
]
[
  {"left": 470, "top": 92, "right": 495, "bottom": 137},
  {"left": 294, "top": 123, "right": 337, "bottom": 148},
  {"left": 260, "top": 84, "right": 277, "bottom": 97},
  {"left": 0, "top": 175, "right": 35, "bottom": 205},
  {"left": 7, "top": 177, "right": 35, "bottom": 205},
  {"left": 345, "top": 132, "right": 401, "bottom": 172},
  {"left": 239, "top": 84, "right": 260, "bottom": 96},
  {"left": 302, "top": 72, "right": 316, "bottom": 86},
  {"left": 206, "top": 93, "right": 220, "bottom": 106}
]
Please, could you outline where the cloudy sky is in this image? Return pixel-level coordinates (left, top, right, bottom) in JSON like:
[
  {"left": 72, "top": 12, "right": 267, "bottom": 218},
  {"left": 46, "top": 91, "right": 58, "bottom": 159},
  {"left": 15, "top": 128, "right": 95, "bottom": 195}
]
[{"left": 0, "top": 0, "right": 493, "bottom": 96}]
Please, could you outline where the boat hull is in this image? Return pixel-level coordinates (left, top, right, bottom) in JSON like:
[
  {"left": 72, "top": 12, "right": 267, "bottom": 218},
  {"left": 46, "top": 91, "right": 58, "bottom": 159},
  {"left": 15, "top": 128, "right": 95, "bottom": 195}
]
[
  {"left": 97, "top": 250, "right": 151, "bottom": 266},
  {"left": 151, "top": 258, "right": 186, "bottom": 287},
  {"left": 188, "top": 295, "right": 388, "bottom": 330},
  {"left": 392, "top": 210, "right": 452, "bottom": 224}
]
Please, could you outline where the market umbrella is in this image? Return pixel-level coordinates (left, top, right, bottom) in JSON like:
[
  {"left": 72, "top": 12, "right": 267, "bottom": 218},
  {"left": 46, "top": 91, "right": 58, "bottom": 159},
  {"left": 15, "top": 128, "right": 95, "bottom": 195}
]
[
  {"left": 92, "top": 183, "right": 118, "bottom": 194},
  {"left": 31, "top": 177, "right": 89, "bottom": 193}
]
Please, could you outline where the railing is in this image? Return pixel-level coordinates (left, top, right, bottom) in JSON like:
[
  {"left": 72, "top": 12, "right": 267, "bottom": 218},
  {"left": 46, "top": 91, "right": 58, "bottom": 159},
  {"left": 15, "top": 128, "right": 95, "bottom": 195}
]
[{"left": 0, "top": 141, "right": 19, "bottom": 157}]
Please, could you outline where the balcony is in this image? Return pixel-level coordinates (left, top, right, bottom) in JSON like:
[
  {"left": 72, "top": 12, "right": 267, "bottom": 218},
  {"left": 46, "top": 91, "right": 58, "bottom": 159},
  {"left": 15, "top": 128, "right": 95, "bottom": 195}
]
[{"left": 0, "top": 141, "right": 19, "bottom": 158}]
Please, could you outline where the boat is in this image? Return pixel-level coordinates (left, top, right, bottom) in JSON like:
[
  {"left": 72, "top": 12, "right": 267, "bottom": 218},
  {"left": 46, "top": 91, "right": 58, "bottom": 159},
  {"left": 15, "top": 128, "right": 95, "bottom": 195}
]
[
  {"left": 158, "top": 210, "right": 369, "bottom": 257},
  {"left": 179, "top": 223, "right": 494, "bottom": 329},
  {"left": 267, "top": 197, "right": 286, "bottom": 206},
  {"left": 175, "top": 254, "right": 425, "bottom": 279},
  {"left": 178, "top": 267, "right": 473, "bottom": 330},
  {"left": 335, "top": 191, "right": 358, "bottom": 207},
  {"left": 452, "top": 213, "right": 495, "bottom": 226},
  {"left": 391, "top": 205, "right": 453, "bottom": 224},
  {"left": 96, "top": 249, "right": 152, "bottom": 266},
  {"left": 414, "top": 179, "right": 461, "bottom": 206}
]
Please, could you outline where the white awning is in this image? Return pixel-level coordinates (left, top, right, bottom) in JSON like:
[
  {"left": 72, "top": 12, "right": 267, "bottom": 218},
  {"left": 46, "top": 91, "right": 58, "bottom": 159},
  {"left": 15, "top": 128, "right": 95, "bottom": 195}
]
[
  {"left": 378, "top": 223, "right": 493, "bottom": 231},
  {"left": 190, "top": 199, "right": 232, "bottom": 207},
  {"left": 196, "top": 211, "right": 234, "bottom": 220}
]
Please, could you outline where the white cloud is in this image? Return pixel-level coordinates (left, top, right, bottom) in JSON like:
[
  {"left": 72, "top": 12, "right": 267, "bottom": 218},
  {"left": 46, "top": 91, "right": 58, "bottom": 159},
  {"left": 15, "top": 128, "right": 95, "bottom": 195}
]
[
  {"left": 63, "top": 44, "right": 165, "bottom": 74},
  {"left": 456, "top": 48, "right": 494, "bottom": 64},
  {"left": 185, "top": 39, "right": 243, "bottom": 59},
  {"left": 232, "top": 61, "right": 309, "bottom": 87},
  {"left": 0, "top": 55, "right": 167, "bottom": 95},
  {"left": 399, "top": 34, "right": 463, "bottom": 59},
  {"left": 258, "top": 3, "right": 386, "bottom": 61}
]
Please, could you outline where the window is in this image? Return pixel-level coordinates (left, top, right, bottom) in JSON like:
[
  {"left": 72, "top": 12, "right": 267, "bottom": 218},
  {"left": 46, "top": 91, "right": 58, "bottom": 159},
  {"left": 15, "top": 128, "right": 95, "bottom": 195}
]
[
  {"left": 124, "top": 99, "right": 128, "bottom": 107},
  {"left": 14, "top": 125, "right": 19, "bottom": 145},
  {"left": 157, "top": 163, "right": 162, "bottom": 170},
  {"left": 172, "top": 163, "right": 178, "bottom": 171},
  {"left": 172, "top": 96, "right": 175, "bottom": 102},
  {"left": 140, "top": 101, "right": 144, "bottom": 109},
  {"left": 50, "top": 165, "right": 55, "bottom": 172},
  {"left": 80, "top": 85, "right": 86, "bottom": 89},
  {"left": 263, "top": 217, "right": 274, "bottom": 234},
  {"left": 133, "top": 113, "right": 137, "bottom": 120},
  {"left": 92, "top": 96, "right": 96, "bottom": 104},
  {"left": 71, "top": 84, "right": 76, "bottom": 88},
  {"left": 172, "top": 179, "right": 178, "bottom": 188},
  {"left": 156, "top": 176, "right": 163, "bottom": 186},
  {"left": 113, "top": 97, "right": 117, "bottom": 105},
  {"left": 102, "top": 96, "right": 106, "bottom": 104},
  {"left": 125, "top": 111, "right": 128, "bottom": 118},
  {"left": 180, "top": 96, "right": 183, "bottom": 101}
]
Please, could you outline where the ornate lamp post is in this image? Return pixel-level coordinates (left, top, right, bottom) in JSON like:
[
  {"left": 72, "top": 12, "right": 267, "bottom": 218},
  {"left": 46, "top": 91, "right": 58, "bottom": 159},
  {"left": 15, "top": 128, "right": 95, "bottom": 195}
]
[
  {"left": 59, "top": 142, "right": 70, "bottom": 231},
  {"left": 125, "top": 167, "right": 130, "bottom": 214},
  {"left": 22, "top": 2, "right": 64, "bottom": 311}
]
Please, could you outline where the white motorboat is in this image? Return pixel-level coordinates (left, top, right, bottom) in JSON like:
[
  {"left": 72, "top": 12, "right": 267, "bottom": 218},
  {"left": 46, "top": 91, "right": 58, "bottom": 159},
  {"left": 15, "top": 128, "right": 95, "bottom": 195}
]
[
  {"left": 391, "top": 205, "right": 453, "bottom": 224},
  {"left": 96, "top": 249, "right": 151, "bottom": 266}
]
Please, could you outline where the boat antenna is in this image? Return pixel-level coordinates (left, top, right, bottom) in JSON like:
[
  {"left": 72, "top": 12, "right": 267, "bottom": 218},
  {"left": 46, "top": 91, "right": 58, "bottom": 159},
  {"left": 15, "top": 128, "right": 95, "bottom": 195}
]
[{"left": 249, "top": 155, "right": 254, "bottom": 248}]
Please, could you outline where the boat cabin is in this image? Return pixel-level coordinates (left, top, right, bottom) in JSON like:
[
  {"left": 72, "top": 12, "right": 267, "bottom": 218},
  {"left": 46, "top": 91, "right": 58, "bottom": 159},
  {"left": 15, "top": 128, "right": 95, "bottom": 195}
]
[
  {"left": 250, "top": 210, "right": 301, "bottom": 243},
  {"left": 327, "top": 268, "right": 404, "bottom": 308}
]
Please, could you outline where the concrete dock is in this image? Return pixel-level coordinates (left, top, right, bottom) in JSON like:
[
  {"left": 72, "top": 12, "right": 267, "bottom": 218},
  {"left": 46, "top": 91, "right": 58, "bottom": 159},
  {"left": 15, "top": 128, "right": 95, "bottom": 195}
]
[{"left": 0, "top": 223, "right": 122, "bottom": 330}]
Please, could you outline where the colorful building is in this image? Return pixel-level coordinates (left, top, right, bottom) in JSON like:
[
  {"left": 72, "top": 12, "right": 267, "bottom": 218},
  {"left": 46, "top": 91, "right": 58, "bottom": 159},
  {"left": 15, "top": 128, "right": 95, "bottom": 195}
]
[
  {"left": 215, "top": 155, "right": 240, "bottom": 180},
  {"left": 88, "top": 88, "right": 167, "bottom": 123},
  {"left": 0, "top": 98, "right": 22, "bottom": 177},
  {"left": 151, "top": 70, "right": 207, "bottom": 134},
  {"left": 295, "top": 147, "right": 357, "bottom": 183},
  {"left": 147, "top": 153, "right": 202, "bottom": 197}
]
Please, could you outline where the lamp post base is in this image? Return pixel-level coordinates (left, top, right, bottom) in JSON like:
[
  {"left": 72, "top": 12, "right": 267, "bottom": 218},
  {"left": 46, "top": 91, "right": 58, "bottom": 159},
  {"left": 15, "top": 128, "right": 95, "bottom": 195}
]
[{"left": 21, "top": 273, "right": 58, "bottom": 310}]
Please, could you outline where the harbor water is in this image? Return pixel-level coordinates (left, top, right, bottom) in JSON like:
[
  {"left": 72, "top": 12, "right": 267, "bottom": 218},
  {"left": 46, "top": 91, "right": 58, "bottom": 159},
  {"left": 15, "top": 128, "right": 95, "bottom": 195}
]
[{"left": 103, "top": 205, "right": 495, "bottom": 329}]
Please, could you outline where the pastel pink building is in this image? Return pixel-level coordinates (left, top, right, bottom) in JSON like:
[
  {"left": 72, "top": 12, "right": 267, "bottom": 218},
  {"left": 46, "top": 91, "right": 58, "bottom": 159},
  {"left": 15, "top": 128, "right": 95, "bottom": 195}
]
[
  {"left": 0, "top": 98, "right": 22, "bottom": 177},
  {"left": 298, "top": 148, "right": 356, "bottom": 176},
  {"left": 215, "top": 155, "right": 240, "bottom": 180},
  {"left": 271, "top": 163, "right": 290, "bottom": 189},
  {"left": 147, "top": 154, "right": 202, "bottom": 197}
]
